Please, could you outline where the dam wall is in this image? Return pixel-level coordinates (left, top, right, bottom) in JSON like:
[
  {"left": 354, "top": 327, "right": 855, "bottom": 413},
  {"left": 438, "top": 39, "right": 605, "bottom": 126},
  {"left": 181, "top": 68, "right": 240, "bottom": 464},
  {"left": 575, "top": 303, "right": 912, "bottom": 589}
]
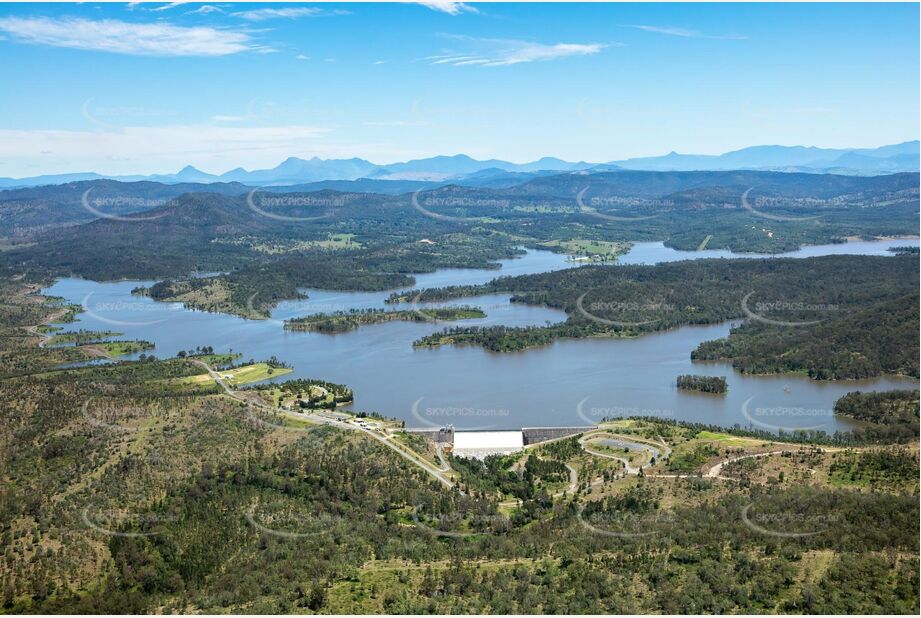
[
  {"left": 404, "top": 425, "right": 595, "bottom": 447},
  {"left": 522, "top": 426, "right": 596, "bottom": 445},
  {"left": 404, "top": 426, "right": 455, "bottom": 444}
]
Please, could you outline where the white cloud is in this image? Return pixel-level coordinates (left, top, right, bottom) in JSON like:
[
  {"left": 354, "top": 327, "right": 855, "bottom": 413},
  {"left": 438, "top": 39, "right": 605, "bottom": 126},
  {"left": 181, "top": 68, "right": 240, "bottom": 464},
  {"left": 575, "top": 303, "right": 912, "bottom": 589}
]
[
  {"left": 429, "top": 36, "right": 606, "bottom": 67},
  {"left": 296, "top": 54, "right": 310, "bottom": 60},
  {"left": 149, "top": 2, "right": 193, "bottom": 12},
  {"left": 232, "top": 7, "right": 348, "bottom": 21},
  {"left": 631, "top": 25, "right": 747, "bottom": 40},
  {"left": 187, "top": 5, "right": 225, "bottom": 15},
  {"left": 413, "top": 2, "right": 478, "bottom": 15},
  {"left": 0, "top": 16, "right": 267, "bottom": 56}
]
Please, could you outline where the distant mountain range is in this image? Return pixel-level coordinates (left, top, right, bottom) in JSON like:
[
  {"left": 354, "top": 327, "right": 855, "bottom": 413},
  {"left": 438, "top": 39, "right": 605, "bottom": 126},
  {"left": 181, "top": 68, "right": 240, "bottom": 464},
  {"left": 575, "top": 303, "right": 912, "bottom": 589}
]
[
  {"left": 611, "top": 141, "right": 920, "bottom": 174},
  {"left": 0, "top": 141, "right": 916, "bottom": 189}
]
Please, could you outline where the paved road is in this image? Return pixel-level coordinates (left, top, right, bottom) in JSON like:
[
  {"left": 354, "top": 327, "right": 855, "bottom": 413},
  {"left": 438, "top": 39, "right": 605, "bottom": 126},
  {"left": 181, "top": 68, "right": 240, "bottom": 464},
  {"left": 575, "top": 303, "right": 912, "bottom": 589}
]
[
  {"left": 190, "top": 358, "right": 455, "bottom": 488},
  {"left": 25, "top": 305, "right": 79, "bottom": 349},
  {"left": 648, "top": 450, "right": 791, "bottom": 481},
  {"left": 579, "top": 432, "right": 671, "bottom": 475},
  {"left": 705, "top": 450, "right": 788, "bottom": 479}
]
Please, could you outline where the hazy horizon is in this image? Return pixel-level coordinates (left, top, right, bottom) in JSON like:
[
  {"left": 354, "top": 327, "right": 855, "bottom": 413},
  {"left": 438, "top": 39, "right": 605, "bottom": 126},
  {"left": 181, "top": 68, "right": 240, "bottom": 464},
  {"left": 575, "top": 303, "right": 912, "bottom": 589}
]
[{"left": 4, "top": 139, "right": 921, "bottom": 180}]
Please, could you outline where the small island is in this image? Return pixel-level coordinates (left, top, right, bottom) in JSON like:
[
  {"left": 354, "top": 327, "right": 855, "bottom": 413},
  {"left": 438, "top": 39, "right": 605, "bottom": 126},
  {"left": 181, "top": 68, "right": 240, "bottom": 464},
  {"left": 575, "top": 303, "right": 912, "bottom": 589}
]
[
  {"left": 677, "top": 374, "right": 728, "bottom": 394},
  {"left": 284, "top": 307, "right": 485, "bottom": 333}
]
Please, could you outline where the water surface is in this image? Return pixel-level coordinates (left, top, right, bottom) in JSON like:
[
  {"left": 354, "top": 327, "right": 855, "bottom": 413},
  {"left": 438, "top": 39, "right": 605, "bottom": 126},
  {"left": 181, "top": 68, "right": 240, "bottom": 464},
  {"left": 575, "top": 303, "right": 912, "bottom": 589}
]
[
  {"left": 619, "top": 237, "right": 919, "bottom": 265},
  {"left": 44, "top": 240, "right": 919, "bottom": 433}
]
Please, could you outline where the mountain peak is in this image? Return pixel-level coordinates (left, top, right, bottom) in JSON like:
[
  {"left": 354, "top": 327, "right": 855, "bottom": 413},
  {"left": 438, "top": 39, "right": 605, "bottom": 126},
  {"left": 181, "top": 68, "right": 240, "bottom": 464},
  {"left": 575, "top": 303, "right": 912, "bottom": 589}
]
[{"left": 1, "top": 141, "right": 916, "bottom": 190}]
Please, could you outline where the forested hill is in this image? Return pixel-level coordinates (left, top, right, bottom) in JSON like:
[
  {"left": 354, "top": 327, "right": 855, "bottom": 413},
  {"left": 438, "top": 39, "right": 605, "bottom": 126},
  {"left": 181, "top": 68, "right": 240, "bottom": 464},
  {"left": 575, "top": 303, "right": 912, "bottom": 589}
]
[
  {"left": 504, "top": 169, "right": 920, "bottom": 200},
  {"left": 0, "top": 171, "right": 917, "bottom": 299},
  {"left": 833, "top": 390, "right": 919, "bottom": 443},
  {"left": 1, "top": 169, "right": 917, "bottom": 244},
  {"left": 408, "top": 254, "right": 920, "bottom": 379},
  {"left": 0, "top": 190, "right": 419, "bottom": 280},
  {"left": 0, "top": 179, "right": 251, "bottom": 239},
  {"left": 406, "top": 253, "right": 918, "bottom": 317},
  {"left": 1, "top": 266, "right": 918, "bottom": 613}
]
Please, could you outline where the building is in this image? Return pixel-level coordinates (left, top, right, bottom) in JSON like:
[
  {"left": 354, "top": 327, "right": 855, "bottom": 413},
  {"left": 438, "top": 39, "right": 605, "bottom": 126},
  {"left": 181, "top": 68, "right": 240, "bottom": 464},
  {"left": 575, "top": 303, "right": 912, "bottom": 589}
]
[{"left": 452, "top": 430, "right": 524, "bottom": 459}]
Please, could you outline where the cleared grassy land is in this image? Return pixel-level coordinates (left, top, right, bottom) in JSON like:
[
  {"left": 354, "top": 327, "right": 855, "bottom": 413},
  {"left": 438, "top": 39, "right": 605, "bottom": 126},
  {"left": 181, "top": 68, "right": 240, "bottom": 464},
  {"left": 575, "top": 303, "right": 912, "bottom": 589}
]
[
  {"left": 92, "top": 340, "right": 155, "bottom": 357},
  {"left": 196, "top": 352, "right": 239, "bottom": 364},
  {"left": 258, "top": 384, "right": 331, "bottom": 407},
  {"left": 540, "top": 238, "right": 631, "bottom": 261},
  {"left": 693, "top": 430, "right": 769, "bottom": 447},
  {"left": 697, "top": 234, "right": 714, "bottom": 250},
  {"left": 142, "top": 278, "right": 266, "bottom": 320},
  {"left": 598, "top": 419, "right": 643, "bottom": 429},
  {"left": 213, "top": 232, "right": 363, "bottom": 254},
  {"left": 310, "top": 232, "right": 361, "bottom": 249},
  {"left": 179, "top": 362, "right": 292, "bottom": 386},
  {"left": 47, "top": 330, "right": 121, "bottom": 345}
]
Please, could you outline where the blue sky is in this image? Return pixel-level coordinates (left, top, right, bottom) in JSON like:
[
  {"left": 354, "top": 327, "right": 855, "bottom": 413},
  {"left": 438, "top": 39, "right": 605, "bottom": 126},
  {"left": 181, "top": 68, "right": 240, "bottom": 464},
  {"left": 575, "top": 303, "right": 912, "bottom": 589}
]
[{"left": 0, "top": 2, "right": 917, "bottom": 176}]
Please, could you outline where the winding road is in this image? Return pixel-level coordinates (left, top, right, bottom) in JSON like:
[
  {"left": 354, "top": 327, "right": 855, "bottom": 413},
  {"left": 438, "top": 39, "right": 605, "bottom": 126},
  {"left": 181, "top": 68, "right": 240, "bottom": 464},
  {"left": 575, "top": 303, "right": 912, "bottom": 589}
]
[
  {"left": 705, "top": 450, "right": 788, "bottom": 479},
  {"left": 190, "top": 358, "right": 455, "bottom": 488},
  {"left": 178, "top": 361, "right": 797, "bottom": 496},
  {"left": 579, "top": 432, "right": 672, "bottom": 475}
]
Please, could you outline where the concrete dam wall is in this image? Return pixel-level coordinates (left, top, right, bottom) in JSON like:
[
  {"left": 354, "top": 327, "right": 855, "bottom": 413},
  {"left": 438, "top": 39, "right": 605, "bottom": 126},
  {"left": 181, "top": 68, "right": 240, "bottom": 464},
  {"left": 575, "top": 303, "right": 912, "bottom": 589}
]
[
  {"left": 522, "top": 426, "right": 596, "bottom": 445},
  {"left": 405, "top": 426, "right": 595, "bottom": 448}
]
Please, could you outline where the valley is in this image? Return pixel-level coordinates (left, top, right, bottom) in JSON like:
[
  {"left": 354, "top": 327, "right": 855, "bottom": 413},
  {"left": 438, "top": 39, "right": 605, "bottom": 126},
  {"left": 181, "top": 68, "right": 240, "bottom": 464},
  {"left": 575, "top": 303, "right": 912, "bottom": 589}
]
[
  {"left": 1, "top": 130, "right": 918, "bottom": 618},
  {"left": 1, "top": 2, "right": 919, "bottom": 614}
]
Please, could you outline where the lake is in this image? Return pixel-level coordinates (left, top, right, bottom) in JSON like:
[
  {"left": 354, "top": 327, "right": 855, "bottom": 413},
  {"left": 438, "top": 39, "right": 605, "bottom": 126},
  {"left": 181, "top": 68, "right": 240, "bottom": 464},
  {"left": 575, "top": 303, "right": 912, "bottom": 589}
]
[
  {"left": 44, "top": 238, "right": 919, "bottom": 433},
  {"left": 618, "top": 238, "right": 920, "bottom": 265}
]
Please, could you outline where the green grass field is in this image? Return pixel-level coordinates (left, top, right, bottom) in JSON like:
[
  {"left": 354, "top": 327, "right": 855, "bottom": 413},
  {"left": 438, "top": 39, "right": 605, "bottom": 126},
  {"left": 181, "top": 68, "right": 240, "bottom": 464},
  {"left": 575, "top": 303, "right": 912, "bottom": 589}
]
[
  {"left": 179, "top": 362, "right": 292, "bottom": 387},
  {"left": 259, "top": 384, "right": 330, "bottom": 407},
  {"left": 47, "top": 330, "right": 121, "bottom": 345},
  {"left": 540, "top": 238, "right": 631, "bottom": 260},
  {"left": 694, "top": 430, "right": 768, "bottom": 447},
  {"left": 94, "top": 340, "right": 154, "bottom": 357}
]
